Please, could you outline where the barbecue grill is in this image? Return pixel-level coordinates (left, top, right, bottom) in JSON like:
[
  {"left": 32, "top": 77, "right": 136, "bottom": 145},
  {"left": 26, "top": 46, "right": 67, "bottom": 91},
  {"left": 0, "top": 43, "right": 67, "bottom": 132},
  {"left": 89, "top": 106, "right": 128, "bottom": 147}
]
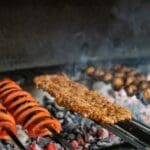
[{"left": 0, "top": 0, "right": 150, "bottom": 150}]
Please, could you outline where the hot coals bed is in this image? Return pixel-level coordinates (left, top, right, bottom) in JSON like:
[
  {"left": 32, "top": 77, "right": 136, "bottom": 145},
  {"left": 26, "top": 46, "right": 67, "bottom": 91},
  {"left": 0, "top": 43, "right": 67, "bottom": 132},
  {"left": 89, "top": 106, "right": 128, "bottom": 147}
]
[{"left": 0, "top": 62, "right": 149, "bottom": 150}]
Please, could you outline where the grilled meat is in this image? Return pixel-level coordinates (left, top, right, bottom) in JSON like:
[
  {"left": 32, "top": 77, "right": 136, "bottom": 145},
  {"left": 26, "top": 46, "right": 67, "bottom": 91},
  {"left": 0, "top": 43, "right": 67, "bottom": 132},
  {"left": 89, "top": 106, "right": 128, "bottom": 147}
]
[
  {"left": 0, "top": 103, "right": 17, "bottom": 140},
  {"left": 34, "top": 74, "right": 131, "bottom": 124},
  {"left": 0, "top": 78, "right": 62, "bottom": 138}
]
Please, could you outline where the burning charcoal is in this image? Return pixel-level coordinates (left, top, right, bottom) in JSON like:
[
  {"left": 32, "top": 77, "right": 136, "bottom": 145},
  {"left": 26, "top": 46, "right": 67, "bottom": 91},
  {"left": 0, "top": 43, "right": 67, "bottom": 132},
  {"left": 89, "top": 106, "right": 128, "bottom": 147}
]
[
  {"left": 85, "top": 66, "right": 95, "bottom": 76},
  {"left": 125, "top": 76, "right": 135, "bottom": 86},
  {"left": 0, "top": 142, "right": 6, "bottom": 150},
  {"left": 46, "top": 143, "right": 58, "bottom": 150},
  {"left": 68, "top": 134, "right": 76, "bottom": 140},
  {"left": 112, "top": 77, "right": 124, "bottom": 90},
  {"left": 97, "top": 129, "right": 109, "bottom": 139},
  {"left": 56, "top": 112, "right": 64, "bottom": 119},
  {"left": 16, "top": 125, "right": 30, "bottom": 146},
  {"left": 84, "top": 143, "right": 90, "bottom": 149},
  {"left": 91, "top": 126, "right": 97, "bottom": 134},
  {"left": 78, "top": 137, "right": 85, "bottom": 146},
  {"left": 93, "top": 68, "right": 104, "bottom": 80},
  {"left": 144, "top": 88, "right": 150, "bottom": 101},
  {"left": 103, "top": 72, "right": 113, "bottom": 83},
  {"left": 125, "top": 84, "right": 137, "bottom": 96},
  {"left": 85, "top": 134, "right": 94, "bottom": 143},
  {"left": 36, "top": 137, "right": 50, "bottom": 147},
  {"left": 71, "top": 140, "right": 79, "bottom": 148}
]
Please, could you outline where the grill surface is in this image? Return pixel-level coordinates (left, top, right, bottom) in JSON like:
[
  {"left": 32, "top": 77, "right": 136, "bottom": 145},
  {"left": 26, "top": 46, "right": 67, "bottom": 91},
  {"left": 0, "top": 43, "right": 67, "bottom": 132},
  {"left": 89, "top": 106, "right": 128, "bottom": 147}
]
[{"left": 0, "top": 61, "right": 149, "bottom": 149}]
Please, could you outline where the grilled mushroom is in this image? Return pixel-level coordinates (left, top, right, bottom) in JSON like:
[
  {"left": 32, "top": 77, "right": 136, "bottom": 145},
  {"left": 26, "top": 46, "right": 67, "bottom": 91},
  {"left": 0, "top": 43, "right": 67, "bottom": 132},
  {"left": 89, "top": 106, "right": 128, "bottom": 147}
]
[
  {"left": 139, "top": 81, "right": 149, "bottom": 91},
  {"left": 93, "top": 68, "right": 104, "bottom": 80},
  {"left": 112, "top": 77, "right": 124, "bottom": 90},
  {"left": 144, "top": 88, "right": 150, "bottom": 101},
  {"left": 125, "top": 76, "right": 135, "bottom": 87},
  {"left": 126, "top": 84, "right": 137, "bottom": 96},
  {"left": 135, "top": 74, "right": 147, "bottom": 85},
  {"left": 85, "top": 66, "right": 95, "bottom": 76},
  {"left": 103, "top": 72, "right": 113, "bottom": 83}
]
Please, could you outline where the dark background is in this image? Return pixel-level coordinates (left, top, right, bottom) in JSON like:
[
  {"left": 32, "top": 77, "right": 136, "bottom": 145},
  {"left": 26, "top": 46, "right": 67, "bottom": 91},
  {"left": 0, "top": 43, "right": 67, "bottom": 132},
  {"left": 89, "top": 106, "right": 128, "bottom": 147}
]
[{"left": 0, "top": 0, "right": 149, "bottom": 71}]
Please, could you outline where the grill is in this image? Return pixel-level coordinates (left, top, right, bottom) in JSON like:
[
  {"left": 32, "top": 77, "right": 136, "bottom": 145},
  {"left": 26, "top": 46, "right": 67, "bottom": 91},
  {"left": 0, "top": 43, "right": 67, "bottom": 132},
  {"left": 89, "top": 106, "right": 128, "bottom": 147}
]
[
  {"left": 0, "top": 0, "right": 150, "bottom": 149},
  {"left": 0, "top": 62, "right": 149, "bottom": 150}
]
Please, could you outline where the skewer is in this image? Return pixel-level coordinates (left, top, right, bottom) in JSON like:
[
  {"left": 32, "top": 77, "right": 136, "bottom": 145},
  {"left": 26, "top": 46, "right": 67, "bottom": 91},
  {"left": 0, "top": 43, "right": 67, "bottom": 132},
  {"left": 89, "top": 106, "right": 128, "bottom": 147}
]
[
  {"left": 103, "top": 124, "right": 149, "bottom": 149},
  {"left": 4, "top": 127, "right": 26, "bottom": 150},
  {"left": 45, "top": 125, "right": 75, "bottom": 150},
  {"left": 117, "top": 120, "right": 150, "bottom": 144}
]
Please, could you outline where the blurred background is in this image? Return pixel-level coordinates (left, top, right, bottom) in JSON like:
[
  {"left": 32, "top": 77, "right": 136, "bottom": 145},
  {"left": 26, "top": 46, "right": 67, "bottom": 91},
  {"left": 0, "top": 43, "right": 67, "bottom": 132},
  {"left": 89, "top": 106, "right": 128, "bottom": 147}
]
[{"left": 0, "top": 0, "right": 149, "bottom": 71}]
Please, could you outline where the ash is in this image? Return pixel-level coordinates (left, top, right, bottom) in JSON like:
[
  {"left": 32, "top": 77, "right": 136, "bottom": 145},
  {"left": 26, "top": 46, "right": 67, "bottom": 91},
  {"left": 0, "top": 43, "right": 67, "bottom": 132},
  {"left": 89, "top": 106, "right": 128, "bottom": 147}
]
[
  {"left": 92, "top": 82, "right": 150, "bottom": 127},
  {"left": 43, "top": 94, "right": 123, "bottom": 150}
]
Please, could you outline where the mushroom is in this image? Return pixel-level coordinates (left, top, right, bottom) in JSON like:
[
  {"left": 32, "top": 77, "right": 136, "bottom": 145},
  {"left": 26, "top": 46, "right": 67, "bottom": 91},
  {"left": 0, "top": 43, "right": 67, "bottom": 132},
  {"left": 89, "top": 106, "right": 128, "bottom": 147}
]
[
  {"left": 125, "top": 76, "right": 135, "bottom": 87},
  {"left": 126, "top": 84, "right": 137, "bottom": 96},
  {"left": 93, "top": 68, "right": 104, "bottom": 80},
  {"left": 112, "top": 77, "right": 124, "bottom": 90},
  {"left": 144, "top": 88, "right": 150, "bottom": 101},
  {"left": 103, "top": 72, "right": 113, "bottom": 83},
  {"left": 85, "top": 66, "right": 95, "bottom": 76}
]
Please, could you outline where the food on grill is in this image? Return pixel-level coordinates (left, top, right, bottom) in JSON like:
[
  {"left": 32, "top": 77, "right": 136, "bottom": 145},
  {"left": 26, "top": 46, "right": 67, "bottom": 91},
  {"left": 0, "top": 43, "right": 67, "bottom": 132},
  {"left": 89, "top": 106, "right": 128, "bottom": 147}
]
[
  {"left": 114, "top": 72, "right": 125, "bottom": 78},
  {"left": 34, "top": 74, "right": 131, "bottom": 124},
  {"left": 114, "top": 64, "right": 122, "bottom": 72},
  {"left": 0, "top": 78, "right": 62, "bottom": 138},
  {"left": 127, "top": 69, "right": 137, "bottom": 77},
  {"left": 139, "top": 81, "right": 149, "bottom": 91},
  {"left": 0, "top": 103, "right": 17, "bottom": 140},
  {"left": 125, "top": 84, "right": 137, "bottom": 96},
  {"left": 135, "top": 74, "right": 146, "bottom": 85},
  {"left": 93, "top": 68, "right": 104, "bottom": 80},
  {"left": 85, "top": 66, "right": 95, "bottom": 76},
  {"left": 125, "top": 76, "right": 135, "bottom": 87},
  {"left": 112, "top": 77, "right": 124, "bottom": 90},
  {"left": 144, "top": 88, "right": 150, "bottom": 101},
  {"left": 103, "top": 72, "right": 113, "bottom": 83}
]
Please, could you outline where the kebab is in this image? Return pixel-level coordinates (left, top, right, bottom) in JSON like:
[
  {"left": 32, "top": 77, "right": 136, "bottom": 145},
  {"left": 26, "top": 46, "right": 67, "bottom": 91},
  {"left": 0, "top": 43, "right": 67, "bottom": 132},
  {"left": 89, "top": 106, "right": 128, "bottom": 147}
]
[
  {"left": 0, "top": 103, "right": 26, "bottom": 150},
  {"left": 34, "top": 74, "right": 131, "bottom": 125},
  {"left": 0, "top": 78, "right": 62, "bottom": 138},
  {"left": 0, "top": 103, "right": 17, "bottom": 140}
]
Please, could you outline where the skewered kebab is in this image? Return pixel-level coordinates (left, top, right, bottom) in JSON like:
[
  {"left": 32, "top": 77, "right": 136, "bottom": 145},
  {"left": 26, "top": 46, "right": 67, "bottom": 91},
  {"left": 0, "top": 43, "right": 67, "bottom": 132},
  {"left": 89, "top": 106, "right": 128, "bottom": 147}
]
[
  {"left": 0, "top": 78, "right": 74, "bottom": 150},
  {"left": 34, "top": 74, "right": 131, "bottom": 125},
  {"left": 0, "top": 103, "right": 25, "bottom": 150},
  {"left": 0, "top": 103, "right": 17, "bottom": 140},
  {"left": 0, "top": 78, "right": 62, "bottom": 138}
]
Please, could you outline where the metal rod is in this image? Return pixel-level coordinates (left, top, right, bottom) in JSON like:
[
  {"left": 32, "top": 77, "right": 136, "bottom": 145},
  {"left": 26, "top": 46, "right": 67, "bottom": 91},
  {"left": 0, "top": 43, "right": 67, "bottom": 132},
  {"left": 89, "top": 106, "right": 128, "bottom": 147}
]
[
  {"left": 103, "top": 124, "right": 147, "bottom": 149},
  {"left": 4, "top": 127, "right": 26, "bottom": 150},
  {"left": 45, "top": 125, "right": 75, "bottom": 150},
  {"left": 117, "top": 121, "right": 150, "bottom": 145}
]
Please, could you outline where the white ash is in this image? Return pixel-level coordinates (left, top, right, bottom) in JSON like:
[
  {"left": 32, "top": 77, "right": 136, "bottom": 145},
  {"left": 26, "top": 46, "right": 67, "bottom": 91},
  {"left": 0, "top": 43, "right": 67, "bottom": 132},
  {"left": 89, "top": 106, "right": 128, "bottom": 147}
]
[{"left": 92, "top": 81, "right": 150, "bottom": 127}]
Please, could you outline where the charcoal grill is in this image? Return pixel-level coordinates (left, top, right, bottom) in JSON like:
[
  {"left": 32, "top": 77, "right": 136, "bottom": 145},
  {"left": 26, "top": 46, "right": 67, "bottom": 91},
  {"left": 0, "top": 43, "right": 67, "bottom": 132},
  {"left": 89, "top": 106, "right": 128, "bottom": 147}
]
[
  {"left": 0, "top": 0, "right": 149, "bottom": 149},
  {"left": 0, "top": 63, "right": 149, "bottom": 150}
]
